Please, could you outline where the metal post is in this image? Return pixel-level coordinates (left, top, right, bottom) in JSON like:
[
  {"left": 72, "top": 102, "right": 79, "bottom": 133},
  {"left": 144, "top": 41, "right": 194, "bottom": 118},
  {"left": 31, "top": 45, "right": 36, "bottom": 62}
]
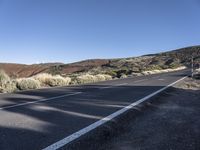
[{"left": 191, "top": 56, "right": 194, "bottom": 78}]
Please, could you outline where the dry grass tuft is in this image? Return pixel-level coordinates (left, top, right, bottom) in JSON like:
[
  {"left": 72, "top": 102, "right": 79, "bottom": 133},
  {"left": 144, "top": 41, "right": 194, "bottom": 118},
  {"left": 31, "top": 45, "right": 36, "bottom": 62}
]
[
  {"left": 0, "top": 70, "right": 10, "bottom": 86},
  {"left": 142, "top": 66, "right": 186, "bottom": 75},
  {"left": 73, "top": 74, "right": 112, "bottom": 84},
  {"left": 33, "top": 73, "right": 71, "bottom": 87},
  {"left": 16, "top": 78, "right": 41, "bottom": 90},
  {"left": 0, "top": 70, "right": 17, "bottom": 93}
]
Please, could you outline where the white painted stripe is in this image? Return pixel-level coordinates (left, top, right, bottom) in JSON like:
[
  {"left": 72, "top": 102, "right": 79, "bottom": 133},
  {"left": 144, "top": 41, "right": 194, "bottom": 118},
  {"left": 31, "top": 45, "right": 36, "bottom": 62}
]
[
  {"left": 133, "top": 79, "right": 148, "bottom": 83},
  {"left": 0, "top": 92, "right": 82, "bottom": 110},
  {"left": 43, "top": 76, "right": 187, "bottom": 150},
  {"left": 98, "top": 83, "right": 128, "bottom": 89},
  {"left": 0, "top": 83, "right": 128, "bottom": 110}
]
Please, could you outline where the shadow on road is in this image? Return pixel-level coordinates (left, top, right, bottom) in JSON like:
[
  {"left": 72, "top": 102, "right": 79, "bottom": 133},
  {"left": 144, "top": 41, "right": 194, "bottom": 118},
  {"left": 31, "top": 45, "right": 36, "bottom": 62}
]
[{"left": 0, "top": 84, "right": 199, "bottom": 150}]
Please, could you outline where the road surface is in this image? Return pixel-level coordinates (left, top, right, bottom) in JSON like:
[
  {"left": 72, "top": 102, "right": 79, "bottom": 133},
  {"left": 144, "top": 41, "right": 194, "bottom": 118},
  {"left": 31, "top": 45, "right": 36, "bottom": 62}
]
[{"left": 0, "top": 70, "right": 189, "bottom": 150}]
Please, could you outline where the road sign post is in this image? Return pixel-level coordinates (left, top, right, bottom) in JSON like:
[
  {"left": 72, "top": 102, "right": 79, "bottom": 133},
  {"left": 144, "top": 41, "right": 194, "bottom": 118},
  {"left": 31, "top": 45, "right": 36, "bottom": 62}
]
[{"left": 191, "top": 56, "right": 194, "bottom": 78}]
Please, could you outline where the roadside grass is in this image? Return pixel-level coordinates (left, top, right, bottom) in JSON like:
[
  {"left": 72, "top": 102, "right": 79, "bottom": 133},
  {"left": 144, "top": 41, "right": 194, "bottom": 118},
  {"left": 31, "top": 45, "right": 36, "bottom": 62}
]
[
  {"left": 176, "top": 74, "right": 200, "bottom": 90},
  {"left": 73, "top": 74, "right": 112, "bottom": 84},
  {"left": 33, "top": 73, "right": 71, "bottom": 87},
  {"left": 0, "top": 71, "right": 112, "bottom": 93},
  {"left": 16, "top": 78, "right": 41, "bottom": 90},
  {"left": 184, "top": 81, "right": 200, "bottom": 89},
  {"left": 0, "top": 70, "right": 10, "bottom": 86},
  {"left": 142, "top": 66, "right": 186, "bottom": 75},
  {"left": 0, "top": 70, "right": 17, "bottom": 93},
  {"left": 0, "top": 80, "right": 17, "bottom": 93}
]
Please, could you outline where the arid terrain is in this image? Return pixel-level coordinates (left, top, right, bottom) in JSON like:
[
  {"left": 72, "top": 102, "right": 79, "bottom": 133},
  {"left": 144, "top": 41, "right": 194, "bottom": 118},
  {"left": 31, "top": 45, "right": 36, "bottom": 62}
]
[{"left": 1, "top": 45, "right": 200, "bottom": 78}]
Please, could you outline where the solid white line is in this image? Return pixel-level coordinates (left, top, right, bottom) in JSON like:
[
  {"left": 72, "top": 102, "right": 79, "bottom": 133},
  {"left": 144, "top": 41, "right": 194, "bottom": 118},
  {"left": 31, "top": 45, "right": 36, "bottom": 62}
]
[
  {"left": 98, "top": 83, "right": 128, "bottom": 89},
  {"left": 0, "top": 92, "right": 82, "bottom": 110},
  {"left": 43, "top": 76, "right": 187, "bottom": 150}
]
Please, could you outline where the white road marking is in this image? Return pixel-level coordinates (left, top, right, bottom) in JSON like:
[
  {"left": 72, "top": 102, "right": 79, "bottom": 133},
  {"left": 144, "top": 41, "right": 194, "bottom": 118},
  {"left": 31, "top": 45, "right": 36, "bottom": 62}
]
[
  {"left": 158, "top": 79, "right": 165, "bottom": 81},
  {"left": 0, "top": 83, "right": 127, "bottom": 110},
  {"left": 0, "top": 92, "right": 82, "bottom": 110},
  {"left": 98, "top": 83, "right": 128, "bottom": 89},
  {"left": 133, "top": 79, "right": 148, "bottom": 83},
  {"left": 43, "top": 76, "right": 187, "bottom": 150}
]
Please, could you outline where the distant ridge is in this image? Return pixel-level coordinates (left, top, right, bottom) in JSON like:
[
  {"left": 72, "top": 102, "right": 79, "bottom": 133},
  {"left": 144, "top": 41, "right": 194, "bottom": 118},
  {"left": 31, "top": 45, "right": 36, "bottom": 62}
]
[{"left": 0, "top": 45, "right": 200, "bottom": 78}]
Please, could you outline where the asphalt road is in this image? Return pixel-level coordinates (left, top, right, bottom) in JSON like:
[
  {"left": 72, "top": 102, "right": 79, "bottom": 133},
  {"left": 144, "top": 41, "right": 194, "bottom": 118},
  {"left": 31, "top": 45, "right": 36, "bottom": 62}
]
[
  {"left": 0, "top": 70, "right": 189, "bottom": 150},
  {"left": 97, "top": 78, "right": 200, "bottom": 150}
]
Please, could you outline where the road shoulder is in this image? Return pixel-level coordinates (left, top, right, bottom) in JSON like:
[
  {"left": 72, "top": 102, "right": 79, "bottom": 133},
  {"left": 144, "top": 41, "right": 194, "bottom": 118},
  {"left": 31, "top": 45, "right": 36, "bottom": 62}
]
[{"left": 66, "top": 77, "right": 200, "bottom": 150}]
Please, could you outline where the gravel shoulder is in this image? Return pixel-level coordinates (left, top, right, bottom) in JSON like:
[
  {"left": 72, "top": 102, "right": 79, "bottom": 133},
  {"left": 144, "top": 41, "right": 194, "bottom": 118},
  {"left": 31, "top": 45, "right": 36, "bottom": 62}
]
[{"left": 68, "top": 77, "right": 200, "bottom": 150}]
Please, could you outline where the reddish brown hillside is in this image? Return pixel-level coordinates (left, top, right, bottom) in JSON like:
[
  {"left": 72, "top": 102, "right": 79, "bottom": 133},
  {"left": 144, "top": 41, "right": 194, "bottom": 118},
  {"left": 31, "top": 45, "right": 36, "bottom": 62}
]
[
  {"left": 1, "top": 45, "right": 199, "bottom": 78},
  {"left": 53, "top": 59, "right": 110, "bottom": 74},
  {"left": 0, "top": 63, "right": 50, "bottom": 78},
  {"left": 0, "top": 59, "right": 110, "bottom": 78}
]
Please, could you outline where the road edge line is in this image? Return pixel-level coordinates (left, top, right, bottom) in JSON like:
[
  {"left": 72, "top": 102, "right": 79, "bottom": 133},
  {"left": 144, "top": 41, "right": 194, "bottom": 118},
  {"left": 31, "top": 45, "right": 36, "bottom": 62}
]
[
  {"left": 0, "top": 92, "right": 82, "bottom": 110},
  {"left": 43, "top": 76, "right": 187, "bottom": 150}
]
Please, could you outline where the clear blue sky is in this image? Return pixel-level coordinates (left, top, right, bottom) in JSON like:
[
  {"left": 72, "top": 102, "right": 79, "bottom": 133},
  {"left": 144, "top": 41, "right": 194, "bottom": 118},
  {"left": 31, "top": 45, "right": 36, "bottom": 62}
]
[{"left": 0, "top": 0, "right": 200, "bottom": 64}]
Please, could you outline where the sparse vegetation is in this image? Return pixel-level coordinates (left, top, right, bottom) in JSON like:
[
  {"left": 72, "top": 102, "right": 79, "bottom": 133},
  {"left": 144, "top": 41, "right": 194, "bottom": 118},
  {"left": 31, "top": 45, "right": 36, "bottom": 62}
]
[
  {"left": 33, "top": 73, "right": 71, "bottom": 87},
  {"left": 0, "top": 46, "right": 200, "bottom": 79},
  {"left": 0, "top": 70, "right": 10, "bottom": 86},
  {"left": 75, "top": 74, "right": 96, "bottom": 84},
  {"left": 16, "top": 78, "right": 41, "bottom": 90},
  {"left": 72, "top": 74, "right": 112, "bottom": 84},
  {"left": 33, "top": 73, "right": 53, "bottom": 85},
  {"left": 1, "top": 45, "right": 200, "bottom": 93},
  {"left": 142, "top": 66, "right": 186, "bottom": 75},
  {"left": 120, "top": 74, "right": 127, "bottom": 79},
  {"left": 44, "top": 75, "right": 71, "bottom": 87},
  {"left": 176, "top": 76, "right": 200, "bottom": 90},
  {"left": 0, "top": 65, "right": 187, "bottom": 93},
  {"left": 184, "top": 81, "right": 200, "bottom": 89},
  {"left": 96, "top": 74, "right": 112, "bottom": 81},
  {"left": 0, "top": 70, "right": 17, "bottom": 93},
  {"left": 0, "top": 80, "right": 17, "bottom": 93}
]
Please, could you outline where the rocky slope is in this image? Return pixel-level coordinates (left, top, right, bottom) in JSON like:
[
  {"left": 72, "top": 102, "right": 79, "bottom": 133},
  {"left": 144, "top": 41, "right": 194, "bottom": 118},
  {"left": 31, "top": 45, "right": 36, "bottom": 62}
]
[{"left": 0, "top": 45, "right": 200, "bottom": 78}]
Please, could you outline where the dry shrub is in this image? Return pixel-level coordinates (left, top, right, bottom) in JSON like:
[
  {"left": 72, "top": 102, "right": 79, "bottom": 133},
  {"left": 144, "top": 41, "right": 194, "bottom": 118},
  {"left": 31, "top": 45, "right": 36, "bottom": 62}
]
[
  {"left": 120, "top": 74, "right": 127, "bottom": 79},
  {"left": 17, "top": 78, "right": 41, "bottom": 90},
  {"left": 142, "top": 66, "right": 186, "bottom": 75},
  {"left": 95, "top": 74, "right": 106, "bottom": 81},
  {"left": 74, "top": 74, "right": 112, "bottom": 84},
  {"left": 33, "top": 73, "right": 52, "bottom": 85},
  {"left": 33, "top": 73, "right": 71, "bottom": 87},
  {"left": 0, "top": 70, "right": 10, "bottom": 86},
  {"left": 102, "top": 74, "right": 112, "bottom": 80},
  {"left": 0, "top": 70, "right": 17, "bottom": 93},
  {"left": 76, "top": 74, "right": 96, "bottom": 84},
  {"left": 94, "top": 74, "right": 112, "bottom": 81},
  {"left": 0, "top": 80, "right": 17, "bottom": 93},
  {"left": 46, "top": 75, "right": 71, "bottom": 86},
  {"left": 184, "top": 82, "right": 200, "bottom": 89}
]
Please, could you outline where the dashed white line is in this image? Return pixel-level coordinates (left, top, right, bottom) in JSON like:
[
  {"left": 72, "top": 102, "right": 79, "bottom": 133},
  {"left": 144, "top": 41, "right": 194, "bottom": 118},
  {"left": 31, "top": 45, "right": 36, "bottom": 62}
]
[
  {"left": 98, "top": 83, "right": 128, "bottom": 89},
  {"left": 158, "top": 79, "right": 165, "bottom": 81},
  {"left": 0, "top": 82, "right": 128, "bottom": 110},
  {"left": 133, "top": 79, "right": 148, "bottom": 83},
  {"left": 0, "top": 92, "right": 82, "bottom": 110},
  {"left": 43, "top": 76, "right": 187, "bottom": 150},
  {"left": 0, "top": 75, "right": 165, "bottom": 110}
]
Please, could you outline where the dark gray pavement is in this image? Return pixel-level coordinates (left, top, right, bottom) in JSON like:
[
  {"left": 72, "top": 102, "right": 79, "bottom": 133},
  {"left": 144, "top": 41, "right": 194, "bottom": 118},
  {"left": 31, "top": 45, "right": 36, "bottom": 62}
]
[
  {"left": 95, "top": 79, "right": 200, "bottom": 150},
  {"left": 0, "top": 70, "right": 189, "bottom": 150}
]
